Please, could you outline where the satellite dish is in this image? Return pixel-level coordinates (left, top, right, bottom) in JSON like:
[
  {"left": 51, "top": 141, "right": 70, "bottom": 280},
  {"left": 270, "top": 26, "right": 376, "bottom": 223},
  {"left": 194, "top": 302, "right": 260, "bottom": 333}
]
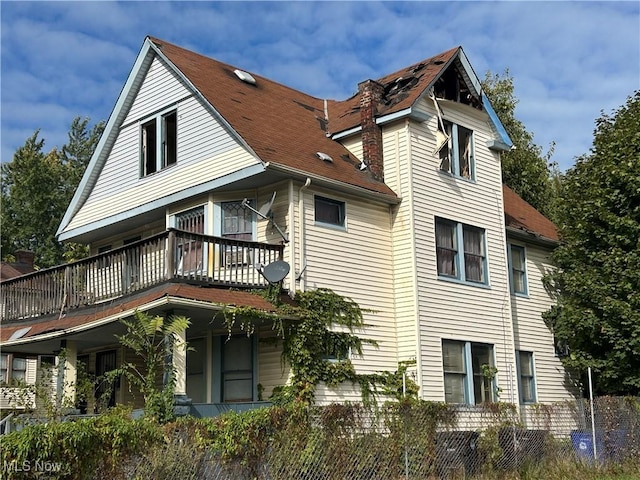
[
  {"left": 258, "top": 191, "right": 277, "bottom": 218},
  {"left": 261, "top": 260, "right": 290, "bottom": 283}
]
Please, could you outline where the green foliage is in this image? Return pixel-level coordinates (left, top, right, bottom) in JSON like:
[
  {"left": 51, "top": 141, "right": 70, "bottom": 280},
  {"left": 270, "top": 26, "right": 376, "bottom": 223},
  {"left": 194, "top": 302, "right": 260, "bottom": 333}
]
[
  {"left": 544, "top": 91, "right": 640, "bottom": 396},
  {"left": 0, "top": 407, "right": 162, "bottom": 480},
  {"left": 1, "top": 117, "right": 104, "bottom": 268},
  {"left": 113, "top": 311, "right": 191, "bottom": 422},
  {"left": 482, "top": 70, "right": 559, "bottom": 220}
]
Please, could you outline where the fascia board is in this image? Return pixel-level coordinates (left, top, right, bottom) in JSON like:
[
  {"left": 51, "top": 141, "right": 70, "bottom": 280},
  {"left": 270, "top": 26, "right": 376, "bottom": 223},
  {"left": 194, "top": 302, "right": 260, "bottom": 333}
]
[
  {"left": 58, "top": 162, "right": 266, "bottom": 242},
  {"left": 57, "top": 39, "right": 155, "bottom": 238},
  {"left": 266, "top": 163, "right": 400, "bottom": 205},
  {"left": 505, "top": 226, "right": 558, "bottom": 248}
]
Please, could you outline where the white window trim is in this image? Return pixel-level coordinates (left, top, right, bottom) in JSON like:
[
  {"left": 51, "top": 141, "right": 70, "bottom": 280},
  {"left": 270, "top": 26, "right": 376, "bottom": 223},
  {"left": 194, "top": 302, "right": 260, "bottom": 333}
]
[
  {"left": 438, "top": 120, "right": 475, "bottom": 181},
  {"left": 435, "top": 218, "right": 489, "bottom": 286},
  {"left": 508, "top": 243, "right": 529, "bottom": 296},
  {"left": 516, "top": 350, "right": 537, "bottom": 404},
  {"left": 140, "top": 107, "right": 178, "bottom": 177},
  {"left": 314, "top": 195, "right": 347, "bottom": 230}
]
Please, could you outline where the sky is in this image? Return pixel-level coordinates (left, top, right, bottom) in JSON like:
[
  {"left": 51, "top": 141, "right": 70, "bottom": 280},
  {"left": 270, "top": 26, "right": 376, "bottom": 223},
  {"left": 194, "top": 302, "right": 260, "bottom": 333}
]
[{"left": 1, "top": 1, "right": 638, "bottom": 172}]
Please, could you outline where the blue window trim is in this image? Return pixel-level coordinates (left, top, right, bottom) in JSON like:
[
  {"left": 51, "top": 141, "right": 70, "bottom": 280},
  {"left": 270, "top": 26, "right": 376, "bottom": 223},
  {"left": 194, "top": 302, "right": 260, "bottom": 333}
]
[
  {"left": 442, "top": 340, "right": 497, "bottom": 405},
  {"left": 508, "top": 243, "right": 529, "bottom": 297},
  {"left": 435, "top": 217, "right": 489, "bottom": 286},
  {"left": 438, "top": 121, "right": 475, "bottom": 181},
  {"left": 516, "top": 350, "right": 537, "bottom": 404}
]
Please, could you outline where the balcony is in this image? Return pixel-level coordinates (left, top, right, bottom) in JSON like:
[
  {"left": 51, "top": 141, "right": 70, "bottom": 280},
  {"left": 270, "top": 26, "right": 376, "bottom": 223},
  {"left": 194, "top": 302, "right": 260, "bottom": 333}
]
[{"left": 1, "top": 229, "right": 284, "bottom": 322}]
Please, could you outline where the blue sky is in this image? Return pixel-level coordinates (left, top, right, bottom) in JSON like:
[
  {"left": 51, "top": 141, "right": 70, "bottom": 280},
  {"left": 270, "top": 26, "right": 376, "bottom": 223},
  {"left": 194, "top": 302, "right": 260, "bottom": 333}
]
[{"left": 1, "top": 1, "right": 638, "bottom": 172}]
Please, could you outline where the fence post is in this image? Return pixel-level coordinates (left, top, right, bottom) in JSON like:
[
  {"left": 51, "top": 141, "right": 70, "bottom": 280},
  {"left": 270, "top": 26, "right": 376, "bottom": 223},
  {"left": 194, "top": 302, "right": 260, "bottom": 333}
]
[{"left": 588, "top": 367, "right": 597, "bottom": 460}]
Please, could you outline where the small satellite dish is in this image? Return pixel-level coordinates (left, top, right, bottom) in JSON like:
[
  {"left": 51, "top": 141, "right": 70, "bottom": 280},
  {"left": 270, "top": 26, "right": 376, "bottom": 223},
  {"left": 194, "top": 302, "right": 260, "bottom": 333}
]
[
  {"left": 258, "top": 191, "right": 277, "bottom": 218},
  {"left": 261, "top": 260, "right": 290, "bottom": 284}
]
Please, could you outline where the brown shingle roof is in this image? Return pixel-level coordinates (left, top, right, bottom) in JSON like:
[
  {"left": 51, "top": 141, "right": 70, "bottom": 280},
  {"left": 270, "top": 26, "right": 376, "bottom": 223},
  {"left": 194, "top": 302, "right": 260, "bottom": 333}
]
[
  {"left": 0, "top": 284, "right": 278, "bottom": 343},
  {"left": 150, "top": 37, "right": 396, "bottom": 198},
  {"left": 328, "top": 47, "right": 460, "bottom": 135},
  {"left": 503, "top": 185, "right": 558, "bottom": 242}
]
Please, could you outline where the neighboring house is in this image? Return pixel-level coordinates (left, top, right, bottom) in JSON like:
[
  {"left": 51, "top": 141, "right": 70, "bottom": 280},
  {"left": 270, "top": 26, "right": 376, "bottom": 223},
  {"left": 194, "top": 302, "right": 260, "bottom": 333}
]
[{"left": 0, "top": 37, "right": 576, "bottom": 416}]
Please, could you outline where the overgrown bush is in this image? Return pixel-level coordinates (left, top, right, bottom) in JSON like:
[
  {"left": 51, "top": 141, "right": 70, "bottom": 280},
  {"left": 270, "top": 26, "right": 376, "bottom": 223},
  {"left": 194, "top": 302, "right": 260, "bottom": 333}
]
[{"left": 0, "top": 407, "right": 162, "bottom": 479}]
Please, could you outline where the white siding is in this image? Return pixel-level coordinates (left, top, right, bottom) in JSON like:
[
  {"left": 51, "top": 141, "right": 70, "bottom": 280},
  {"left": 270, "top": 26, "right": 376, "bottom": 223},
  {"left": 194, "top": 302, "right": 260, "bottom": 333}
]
[
  {"left": 510, "top": 241, "right": 577, "bottom": 402},
  {"left": 65, "top": 55, "right": 259, "bottom": 233},
  {"left": 408, "top": 98, "right": 518, "bottom": 404},
  {"left": 302, "top": 187, "right": 397, "bottom": 404},
  {"left": 257, "top": 327, "right": 289, "bottom": 400}
]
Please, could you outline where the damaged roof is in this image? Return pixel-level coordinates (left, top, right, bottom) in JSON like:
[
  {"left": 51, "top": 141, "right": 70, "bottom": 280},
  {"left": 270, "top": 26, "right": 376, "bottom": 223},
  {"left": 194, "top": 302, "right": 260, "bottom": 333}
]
[{"left": 327, "top": 47, "right": 462, "bottom": 135}]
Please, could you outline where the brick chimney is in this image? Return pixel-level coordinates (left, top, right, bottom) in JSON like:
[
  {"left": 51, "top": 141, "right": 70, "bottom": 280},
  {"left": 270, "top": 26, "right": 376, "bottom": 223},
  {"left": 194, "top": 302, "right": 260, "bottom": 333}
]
[
  {"left": 358, "top": 79, "right": 385, "bottom": 182},
  {"left": 15, "top": 250, "right": 35, "bottom": 269}
]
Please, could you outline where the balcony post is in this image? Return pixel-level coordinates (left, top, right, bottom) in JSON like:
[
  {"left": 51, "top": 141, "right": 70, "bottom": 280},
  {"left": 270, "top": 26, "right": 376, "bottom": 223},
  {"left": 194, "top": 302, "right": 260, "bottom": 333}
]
[{"left": 167, "top": 229, "right": 176, "bottom": 280}]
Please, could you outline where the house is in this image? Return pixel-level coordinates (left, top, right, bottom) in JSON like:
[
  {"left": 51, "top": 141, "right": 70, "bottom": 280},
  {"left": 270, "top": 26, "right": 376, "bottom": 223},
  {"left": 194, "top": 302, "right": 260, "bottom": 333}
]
[{"left": 0, "top": 37, "right": 576, "bottom": 417}]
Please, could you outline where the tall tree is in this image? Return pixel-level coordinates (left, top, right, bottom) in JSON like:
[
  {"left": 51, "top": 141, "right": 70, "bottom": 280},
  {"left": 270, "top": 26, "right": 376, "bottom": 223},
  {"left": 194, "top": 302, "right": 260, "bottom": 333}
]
[
  {"left": 1, "top": 132, "right": 68, "bottom": 267},
  {"left": 482, "top": 70, "right": 559, "bottom": 219},
  {"left": 543, "top": 91, "right": 640, "bottom": 396},
  {"left": 1, "top": 117, "right": 104, "bottom": 268}
]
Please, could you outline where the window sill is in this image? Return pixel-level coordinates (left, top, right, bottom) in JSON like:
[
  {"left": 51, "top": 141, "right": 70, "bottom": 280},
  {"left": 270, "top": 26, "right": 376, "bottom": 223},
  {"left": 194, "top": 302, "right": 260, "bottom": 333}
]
[
  {"left": 314, "top": 221, "right": 347, "bottom": 232},
  {"left": 437, "top": 275, "right": 491, "bottom": 289},
  {"left": 437, "top": 169, "right": 476, "bottom": 184},
  {"left": 512, "top": 291, "right": 530, "bottom": 299}
]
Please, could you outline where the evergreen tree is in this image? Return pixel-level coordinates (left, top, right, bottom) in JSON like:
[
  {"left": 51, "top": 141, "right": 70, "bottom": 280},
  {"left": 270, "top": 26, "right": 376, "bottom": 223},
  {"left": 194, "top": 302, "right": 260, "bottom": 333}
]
[{"left": 1, "top": 117, "right": 104, "bottom": 268}]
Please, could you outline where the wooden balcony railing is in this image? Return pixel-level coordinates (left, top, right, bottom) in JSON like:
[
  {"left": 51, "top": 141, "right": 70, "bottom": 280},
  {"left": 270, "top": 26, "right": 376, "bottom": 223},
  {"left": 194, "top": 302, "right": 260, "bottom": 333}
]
[{"left": 1, "top": 229, "right": 284, "bottom": 322}]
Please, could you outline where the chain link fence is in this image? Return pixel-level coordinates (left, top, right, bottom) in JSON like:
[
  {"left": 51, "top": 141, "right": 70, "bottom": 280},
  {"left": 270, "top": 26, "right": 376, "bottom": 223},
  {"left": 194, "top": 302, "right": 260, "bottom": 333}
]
[{"left": 125, "top": 396, "right": 639, "bottom": 479}]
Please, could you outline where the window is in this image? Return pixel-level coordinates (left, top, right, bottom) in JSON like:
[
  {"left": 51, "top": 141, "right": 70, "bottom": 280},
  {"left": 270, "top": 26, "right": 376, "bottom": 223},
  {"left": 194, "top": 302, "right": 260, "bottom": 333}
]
[
  {"left": 222, "top": 201, "right": 254, "bottom": 240},
  {"left": 0, "top": 354, "right": 28, "bottom": 384},
  {"left": 315, "top": 196, "right": 345, "bottom": 227},
  {"left": 442, "top": 340, "right": 496, "bottom": 404},
  {"left": 435, "top": 218, "right": 486, "bottom": 284},
  {"left": 174, "top": 206, "right": 206, "bottom": 274},
  {"left": 437, "top": 120, "right": 474, "bottom": 179},
  {"left": 517, "top": 351, "right": 536, "bottom": 403},
  {"left": 141, "top": 109, "right": 177, "bottom": 176},
  {"left": 222, "top": 336, "right": 253, "bottom": 402},
  {"left": 509, "top": 244, "right": 528, "bottom": 295}
]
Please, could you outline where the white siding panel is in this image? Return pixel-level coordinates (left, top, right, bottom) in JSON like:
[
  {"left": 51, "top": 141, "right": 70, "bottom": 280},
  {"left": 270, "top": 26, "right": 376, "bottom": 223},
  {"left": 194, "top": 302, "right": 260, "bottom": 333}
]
[
  {"left": 257, "top": 327, "right": 289, "bottom": 400},
  {"left": 125, "top": 56, "right": 190, "bottom": 125},
  {"left": 303, "top": 188, "right": 397, "bottom": 382},
  {"left": 409, "top": 98, "right": 517, "bottom": 403},
  {"left": 511, "top": 242, "right": 577, "bottom": 402},
  {"left": 66, "top": 59, "right": 258, "bottom": 232}
]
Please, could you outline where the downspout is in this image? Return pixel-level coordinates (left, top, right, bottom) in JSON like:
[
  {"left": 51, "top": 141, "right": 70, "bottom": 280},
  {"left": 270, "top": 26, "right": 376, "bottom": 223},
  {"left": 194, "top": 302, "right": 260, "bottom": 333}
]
[
  {"left": 297, "top": 178, "right": 311, "bottom": 291},
  {"left": 288, "top": 179, "right": 295, "bottom": 292},
  {"left": 406, "top": 118, "right": 424, "bottom": 398}
]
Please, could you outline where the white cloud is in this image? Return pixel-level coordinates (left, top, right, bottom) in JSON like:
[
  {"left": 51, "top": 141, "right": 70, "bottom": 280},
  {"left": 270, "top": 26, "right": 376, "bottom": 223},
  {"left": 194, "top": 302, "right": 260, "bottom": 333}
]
[{"left": 1, "top": 1, "right": 638, "bottom": 172}]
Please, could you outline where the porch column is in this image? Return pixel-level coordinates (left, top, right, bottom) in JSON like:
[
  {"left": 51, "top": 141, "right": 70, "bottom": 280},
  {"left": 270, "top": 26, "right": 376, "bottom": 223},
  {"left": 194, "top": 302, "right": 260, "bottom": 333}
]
[
  {"left": 172, "top": 328, "right": 191, "bottom": 416},
  {"left": 62, "top": 340, "right": 77, "bottom": 408}
]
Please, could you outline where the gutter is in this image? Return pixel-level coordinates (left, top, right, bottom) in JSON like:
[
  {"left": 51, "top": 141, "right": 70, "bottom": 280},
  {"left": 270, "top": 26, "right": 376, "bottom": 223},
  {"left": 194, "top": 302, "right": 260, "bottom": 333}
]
[{"left": 265, "top": 163, "right": 399, "bottom": 205}]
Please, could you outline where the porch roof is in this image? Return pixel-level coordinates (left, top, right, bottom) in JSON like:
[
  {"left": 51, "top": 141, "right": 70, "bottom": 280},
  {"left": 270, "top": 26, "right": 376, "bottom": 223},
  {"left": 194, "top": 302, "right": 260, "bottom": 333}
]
[{"left": 0, "top": 284, "right": 279, "bottom": 347}]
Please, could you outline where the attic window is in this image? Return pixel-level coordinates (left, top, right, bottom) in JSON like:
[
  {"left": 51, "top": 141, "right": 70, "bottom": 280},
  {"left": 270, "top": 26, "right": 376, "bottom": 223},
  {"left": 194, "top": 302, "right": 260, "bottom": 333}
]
[
  {"left": 140, "top": 109, "right": 177, "bottom": 177},
  {"left": 234, "top": 69, "right": 256, "bottom": 85}
]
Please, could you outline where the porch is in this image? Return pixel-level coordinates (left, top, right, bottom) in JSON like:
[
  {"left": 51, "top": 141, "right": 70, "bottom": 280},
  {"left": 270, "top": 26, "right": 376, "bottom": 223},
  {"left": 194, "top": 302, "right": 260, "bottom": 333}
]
[{"left": 1, "top": 229, "right": 284, "bottom": 322}]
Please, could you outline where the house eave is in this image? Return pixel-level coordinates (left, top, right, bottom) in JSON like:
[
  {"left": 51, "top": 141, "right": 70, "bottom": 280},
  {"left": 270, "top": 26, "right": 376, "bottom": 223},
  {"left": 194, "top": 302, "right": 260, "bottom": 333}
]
[
  {"left": 506, "top": 226, "right": 558, "bottom": 248},
  {"left": 266, "top": 162, "right": 400, "bottom": 205}
]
